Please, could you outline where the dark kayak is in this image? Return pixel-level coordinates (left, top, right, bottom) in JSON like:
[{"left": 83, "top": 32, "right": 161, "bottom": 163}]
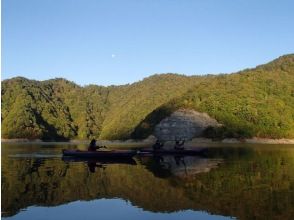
[
  {"left": 62, "top": 149, "right": 137, "bottom": 158},
  {"left": 138, "top": 148, "right": 206, "bottom": 156}
]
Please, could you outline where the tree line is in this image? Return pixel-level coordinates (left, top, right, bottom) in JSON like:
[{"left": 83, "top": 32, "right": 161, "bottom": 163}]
[{"left": 1, "top": 54, "right": 294, "bottom": 140}]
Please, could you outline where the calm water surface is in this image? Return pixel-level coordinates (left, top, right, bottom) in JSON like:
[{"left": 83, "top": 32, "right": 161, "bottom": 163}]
[{"left": 2, "top": 142, "right": 294, "bottom": 220}]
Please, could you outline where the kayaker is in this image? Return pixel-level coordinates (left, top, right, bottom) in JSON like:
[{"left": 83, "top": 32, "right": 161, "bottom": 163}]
[
  {"left": 174, "top": 139, "right": 185, "bottom": 150},
  {"left": 88, "top": 139, "right": 107, "bottom": 151},
  {"left": 88, "top": 139, "right": 98, "bottom": 151}
]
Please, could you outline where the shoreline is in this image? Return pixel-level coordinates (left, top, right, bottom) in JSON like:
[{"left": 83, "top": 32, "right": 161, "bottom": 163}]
[{"left": 2, "top": 137, "right": 294, "bottom": 145}]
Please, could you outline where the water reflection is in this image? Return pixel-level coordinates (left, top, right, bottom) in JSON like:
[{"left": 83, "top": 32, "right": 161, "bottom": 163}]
[
  {"left": 4, "top": 199, "right": 233, "bottom": 220},
  {"left": 141, "top": 155, "right": 222, "bottom": 178},
  {"left": 62, "top": 157, "right": 137, "bottom": 173},
  {"left": 2, "top": 143, "right": 294, "bottom": 220}
]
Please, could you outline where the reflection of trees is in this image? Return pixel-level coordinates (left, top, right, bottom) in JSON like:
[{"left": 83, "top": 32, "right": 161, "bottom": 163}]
[
  {"left": 2, "top": 148, "right": 294, "bottom": 220},
  {"left": 2, "top": 158, "right": 195, "bottom": 217},
  {"left": 179, "top": 149, "right": 294, "bottom": 220}
]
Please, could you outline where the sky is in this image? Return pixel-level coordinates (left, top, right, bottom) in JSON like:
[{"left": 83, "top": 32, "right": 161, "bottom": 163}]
[{"left": 2, "top": 0, "right": 294, "bottom": 86}]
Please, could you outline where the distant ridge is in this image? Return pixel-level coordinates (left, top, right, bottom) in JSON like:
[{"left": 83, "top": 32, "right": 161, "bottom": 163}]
[{"left": 2, "top": 54, "right": 294, "bottom": 140}]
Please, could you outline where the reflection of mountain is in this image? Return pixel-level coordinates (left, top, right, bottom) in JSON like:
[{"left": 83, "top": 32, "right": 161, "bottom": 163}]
[
  {"left": 142, "top": 155, "right": 222, "bottom": 177},
  {"left": 166, "top": 156, "right": 222, "bottom": 177},
  {"left": 2, "top": 147, "right": 294, "bottom": 220},
  {"left": 2, "top": 158, "right": 196, "bottom": 217}
]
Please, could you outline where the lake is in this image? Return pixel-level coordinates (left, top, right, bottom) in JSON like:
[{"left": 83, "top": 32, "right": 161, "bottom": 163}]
[{"left": 1, "top": 142, "right": 294, "bottom": 220}]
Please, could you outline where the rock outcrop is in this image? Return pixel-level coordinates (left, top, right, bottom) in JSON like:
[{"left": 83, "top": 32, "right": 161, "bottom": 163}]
[{"left": 154, "top": 109, "right": 221, "bottom": 141}]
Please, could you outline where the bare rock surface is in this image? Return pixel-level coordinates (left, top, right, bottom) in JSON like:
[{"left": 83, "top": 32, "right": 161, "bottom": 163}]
[{"left": 154, "top": 109, "right": 221, "bottom": 141}]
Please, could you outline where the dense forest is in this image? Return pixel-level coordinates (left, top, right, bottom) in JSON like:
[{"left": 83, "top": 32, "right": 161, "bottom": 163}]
[{"left": 1, "top": 54, "right": 294, "bottom": 140}]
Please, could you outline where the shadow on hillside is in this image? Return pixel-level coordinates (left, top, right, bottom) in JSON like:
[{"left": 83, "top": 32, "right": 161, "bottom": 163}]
[
  {"left": 131, "top": 104, "right": 176, "bottom": 139},
  {"left": 33, "top": 110, "right": 71, "bottom": 141}
]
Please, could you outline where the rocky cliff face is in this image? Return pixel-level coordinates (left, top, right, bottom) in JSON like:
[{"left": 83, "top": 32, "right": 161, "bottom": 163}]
[{"left": 154, "top": 109, "right": 221, "bottom": 141}]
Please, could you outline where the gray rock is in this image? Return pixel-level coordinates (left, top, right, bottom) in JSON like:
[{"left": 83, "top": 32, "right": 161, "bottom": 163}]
[{"left": 154, "top": 109, "right": 221, "bottom": 141}]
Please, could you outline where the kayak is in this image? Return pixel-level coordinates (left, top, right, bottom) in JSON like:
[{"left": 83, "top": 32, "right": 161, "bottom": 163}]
[
  {"left": 62, "top": 149, "right": 137, "bottom": 158},
  {"left": 138, "top": 148, "right": 206, "bottom": 156}
]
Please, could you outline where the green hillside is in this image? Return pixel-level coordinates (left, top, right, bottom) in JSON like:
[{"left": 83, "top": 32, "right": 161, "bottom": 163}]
[
  {"left": 135, "top": 54, "right": 294, "bottom": 139},
  {"left": 1, "top": 54, "right": 294, "bottom": 140}
]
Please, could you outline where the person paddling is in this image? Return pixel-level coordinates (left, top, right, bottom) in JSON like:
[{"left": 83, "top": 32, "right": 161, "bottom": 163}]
[{"left": 88, "top": 139, "right": 106, "bottom": 151}]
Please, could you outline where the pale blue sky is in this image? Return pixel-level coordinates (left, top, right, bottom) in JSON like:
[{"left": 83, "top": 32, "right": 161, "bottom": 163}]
[{"left": 2, "top": 0, "right": 294, "bottom": 86}]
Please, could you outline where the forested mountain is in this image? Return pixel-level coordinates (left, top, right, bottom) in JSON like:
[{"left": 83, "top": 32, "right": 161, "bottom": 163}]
[{"left": 1, "top": 54, "right": 294, "bottom": 140}]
